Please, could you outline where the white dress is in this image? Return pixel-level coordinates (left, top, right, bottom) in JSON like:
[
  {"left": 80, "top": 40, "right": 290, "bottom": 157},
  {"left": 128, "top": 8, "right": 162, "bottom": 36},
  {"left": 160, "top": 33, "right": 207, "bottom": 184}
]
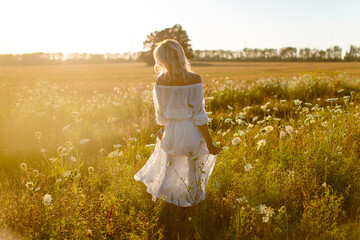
[{"left": 134, "top": 83, "right": 217, "bottom": 207}]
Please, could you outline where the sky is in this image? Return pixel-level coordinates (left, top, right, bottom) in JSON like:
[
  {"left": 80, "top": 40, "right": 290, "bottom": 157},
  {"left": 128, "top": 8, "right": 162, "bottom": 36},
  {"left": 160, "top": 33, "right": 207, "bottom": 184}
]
[{"left": 0, "top": 0, "right": 359, "bottom": 55}]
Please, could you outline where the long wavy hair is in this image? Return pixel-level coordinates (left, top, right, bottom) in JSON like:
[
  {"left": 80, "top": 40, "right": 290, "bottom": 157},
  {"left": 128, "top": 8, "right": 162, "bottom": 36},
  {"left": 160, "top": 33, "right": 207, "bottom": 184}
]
[{"left": 153, "top": 39, "right": 191, "bottom": 84}]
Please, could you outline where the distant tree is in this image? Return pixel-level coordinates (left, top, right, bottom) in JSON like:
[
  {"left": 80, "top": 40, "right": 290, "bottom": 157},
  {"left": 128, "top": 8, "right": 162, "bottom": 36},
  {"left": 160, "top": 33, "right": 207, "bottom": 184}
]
[
  {"left": 280, "top": 47, "right": 297, "bottom": 61},
  {"left": 139, "top": 24, "right": 194, "bottom": 65},
  {"left": 344, "top": 45, "right": 360, "bottom": 62}
]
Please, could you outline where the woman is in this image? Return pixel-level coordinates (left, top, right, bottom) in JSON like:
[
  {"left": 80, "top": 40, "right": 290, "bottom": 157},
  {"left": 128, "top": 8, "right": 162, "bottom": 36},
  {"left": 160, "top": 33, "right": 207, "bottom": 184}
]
[{"left": 134, "top": 39, "right": 218, "bottom": 207}]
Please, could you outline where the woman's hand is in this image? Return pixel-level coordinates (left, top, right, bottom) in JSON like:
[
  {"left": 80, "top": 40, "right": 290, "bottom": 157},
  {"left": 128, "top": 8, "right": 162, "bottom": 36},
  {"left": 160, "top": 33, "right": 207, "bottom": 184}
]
[
  {"left": 206, "top": 141, "right": 219, "bottom": 155},
  {"left": 156, "top": 128, "right": 163, "bottom": 140}
]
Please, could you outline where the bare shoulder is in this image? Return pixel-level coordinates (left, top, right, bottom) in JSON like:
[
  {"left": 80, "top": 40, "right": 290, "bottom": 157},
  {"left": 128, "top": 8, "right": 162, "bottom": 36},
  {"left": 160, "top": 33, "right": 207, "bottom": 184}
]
[
  {"left": 155, "top": 71, "right": 202, "bottom": 86},
  {"left": 156, "top": 72, "right": 168, "bottom": 85},
  {"left": 186, "top": 72, "right": 202, "bottom": 85}
]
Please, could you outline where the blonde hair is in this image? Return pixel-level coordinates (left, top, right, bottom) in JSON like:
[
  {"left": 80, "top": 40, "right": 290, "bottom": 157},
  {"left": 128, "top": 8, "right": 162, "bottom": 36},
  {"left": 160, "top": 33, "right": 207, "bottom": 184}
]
[{"left": 153, "top": 39, "right": 191, "bottom": 84}]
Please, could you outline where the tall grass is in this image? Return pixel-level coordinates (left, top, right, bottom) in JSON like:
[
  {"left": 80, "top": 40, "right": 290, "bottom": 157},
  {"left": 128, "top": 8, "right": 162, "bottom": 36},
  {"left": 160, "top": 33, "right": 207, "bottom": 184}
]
[{"left": 0, "top": 71, "right": 360, "bottom": 239}]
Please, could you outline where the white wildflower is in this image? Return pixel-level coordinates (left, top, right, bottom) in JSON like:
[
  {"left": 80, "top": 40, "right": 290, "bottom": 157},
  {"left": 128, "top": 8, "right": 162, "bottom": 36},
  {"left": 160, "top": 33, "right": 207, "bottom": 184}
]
[
  {"left": 280, "top": 130, "right": 286, "bottom": 138},
  {"left": 294, "top": 99, "right": 302, "bottom": 106},
  {"left": 25, "top": 182, "right": 34, "bottom": 190},
  {"left": 43, "top": 194, "right": 52, "bottom": 206},
  {"left": 113, "top": 144, "right": 122, "bottom": 149},
  {"left": 256, "top": 139, "right": 266, "bottom": 150},
  {"left": 326, "top": 98, "right": 338, "bottom": 103},
  {"left": 35, "top": 132, "right": 42, "bottom": 139},
  {"left": 285, "top": 126, "right": 293, "bottom": 134},
  {"left": 20, "top": 162, "right": 27, "bottom": 171},
  {"left": 70, "top": 156, "right": 76, "bottom": 162},
  {"left": 63, "top": 171, "right": 71, "bottom": 178},
  {"left": 244, "top": 163, "right": 253, "bottom": 172},
  {"left": 80, "top": 139, "right": 90, "bottom": 144},
  {"left": 232, "top": 137, "right": 241, "bottom": 145}
]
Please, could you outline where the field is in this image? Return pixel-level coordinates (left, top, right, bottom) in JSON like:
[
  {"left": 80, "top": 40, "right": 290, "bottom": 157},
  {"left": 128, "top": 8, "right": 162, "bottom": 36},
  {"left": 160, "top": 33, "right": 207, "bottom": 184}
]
[{"left": 1, "top": 62, "right": 360, "bottom": 239}]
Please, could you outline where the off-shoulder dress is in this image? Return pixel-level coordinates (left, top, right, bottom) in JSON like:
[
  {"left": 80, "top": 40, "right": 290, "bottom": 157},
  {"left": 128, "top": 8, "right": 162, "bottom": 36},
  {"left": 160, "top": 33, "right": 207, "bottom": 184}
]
[{"left": 134, "top": 83, "right": 217, "bottom": 207}]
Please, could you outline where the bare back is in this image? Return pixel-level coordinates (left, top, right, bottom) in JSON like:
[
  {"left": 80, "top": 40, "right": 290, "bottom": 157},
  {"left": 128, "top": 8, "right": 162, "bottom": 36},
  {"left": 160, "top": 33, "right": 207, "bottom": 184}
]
[{"left": 156, "top": 71, "right": 202, "bottom": 86}]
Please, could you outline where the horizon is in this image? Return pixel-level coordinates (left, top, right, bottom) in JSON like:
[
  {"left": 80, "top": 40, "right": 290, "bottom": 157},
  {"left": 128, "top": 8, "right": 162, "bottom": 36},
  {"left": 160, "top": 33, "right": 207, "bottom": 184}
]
[{"left": 1, "top": 0, "right": 359, "bottom": 55}]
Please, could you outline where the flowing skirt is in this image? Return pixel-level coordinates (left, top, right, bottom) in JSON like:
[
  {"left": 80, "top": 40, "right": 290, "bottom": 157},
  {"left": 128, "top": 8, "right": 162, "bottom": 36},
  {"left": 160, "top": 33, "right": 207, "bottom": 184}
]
[{"left": 134, "top": 137, "right": 217, "bottom": 207}]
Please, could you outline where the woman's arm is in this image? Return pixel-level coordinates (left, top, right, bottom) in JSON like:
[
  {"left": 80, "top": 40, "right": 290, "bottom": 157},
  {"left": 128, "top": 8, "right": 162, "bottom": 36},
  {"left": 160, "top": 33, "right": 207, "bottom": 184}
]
[
  {"left": 156, "top": 125, "right": 165, "bottom": 140},
  {"left": 198, "top": 124, "right": 219, "bottom": 155}
]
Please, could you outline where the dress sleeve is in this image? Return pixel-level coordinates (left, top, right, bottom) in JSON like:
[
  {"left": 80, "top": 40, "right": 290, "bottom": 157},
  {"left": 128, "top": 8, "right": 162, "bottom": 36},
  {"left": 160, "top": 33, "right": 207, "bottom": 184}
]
[
  {"left": 153, "top": 87, "right": 167, "bottom": 125},
  {"left": 189, "top": 84, "right": 209, "bottom": 126}
]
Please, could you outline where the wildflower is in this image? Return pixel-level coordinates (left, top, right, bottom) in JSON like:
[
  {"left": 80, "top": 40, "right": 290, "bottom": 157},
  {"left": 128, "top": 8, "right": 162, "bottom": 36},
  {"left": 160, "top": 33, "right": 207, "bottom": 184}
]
[
  {"left": 88, "top": 166, "right": 94, "bottom": 174},
  {"left": 262, "top": 216, "right": 270, "bottom": 223},
  {"left": 40, "top": 148, "right": 46, "bottom": 153},
  {"left": 150, "top": 134, "right": 155, "bottom": 138},
  {"left": 25, "top": 182, "right": 34, "bottom": 190},
  {"left": 265, "top": 115, "right": 272, "bottom": 121},
  {"left": 35, "top": 187, "right": 41, "bottom": 191},
  {"left": 256, "top": 139, "right": 266, "bottom": 150},
  {"left": 337, "top": 89, "right": 344, "bottom": 93},
  {"left": 238, "top": 130, "right": 245, "bottom": 136},
  {"left": 20, "top": 163, "right": 27, "bottom": 171},
  {"left": 261, "top": 126, "right": 274, "bottom": 134},
  {"left": 205, "top": 96, "right": 215, "bottom": 100},
  {"left": 63, "top": 171, "right": 71, "bottom": 178},
  {"left": 224, "top": 118, "right": 232, "bottom": 123},
  {"left": 62, "top": 124, "right": 71, "bottom": 131},
  {"left": 285, "top": 126, "right": 293, "bottom": 134},
  {"left": 257, "top": 204, "right": 267, "bottom": 214},
  {"left": 280, "top": 100, "right": 287, "bottom": 105},
  {"left": 113, "top": 144, "right": 122, "bottom": 148},
  {"left": 129, "top": 137, "right": 137, "bottom": 142},
  {"left": 70, "top": 156, "right": 76, "bottom": 162},
  {"left": 326, "top": 98, "right": 338, "bottom": 103},
  {"left": 56, "top": 178, "right": 62, "bottom": 183},
  {"left": 136, "top": 155, "right": 141, "bottom": 160},
  {"left": 33, "top": 169, "right": 39, "bottom": 177},
  {"left": 280, "top": 130, "right": 286, "bottom": 138},
  {"left": 322, "top": 182, "right": 327, "bottom": 188},
  {"left": 265, "top": 206, "right": 275, "bottom": 217},
  {"left": 232, "top": 137, "right": 241, "bottom": 145},
  {"left": 43, "top": 194, "right": 52, "bottom": 206},
  {"left": 343, "top": 96, "right": 351, "bottom": 99},
  {"left": 228, "top": 105, "right": 234, "bottom": 110},
  {"left": 49, "top": 158, "right": 57, "bottom": 163},
  {"left": 294, "top": 99, "right": 302, "bottom": 106},
  {"left": 35, "top": 132, "right": 42, "bottom": 139},
  {"left": 236, "top": 119, "right": 246, "bottom": 125},
  {"left": 244, "top": 163, "right": 253, "bottom": 172},
  {"left": 80, "top": 139, "right": 90, "bottom": 144},
  {"left": 136, "top": 129, "right": 141, "bottom": 133}
]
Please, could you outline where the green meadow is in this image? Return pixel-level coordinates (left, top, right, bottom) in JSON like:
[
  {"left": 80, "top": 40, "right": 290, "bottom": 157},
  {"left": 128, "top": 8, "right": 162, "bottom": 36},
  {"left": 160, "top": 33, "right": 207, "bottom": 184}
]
[{"left": 1, "top": 62, "right": 360, "bottom": 239}]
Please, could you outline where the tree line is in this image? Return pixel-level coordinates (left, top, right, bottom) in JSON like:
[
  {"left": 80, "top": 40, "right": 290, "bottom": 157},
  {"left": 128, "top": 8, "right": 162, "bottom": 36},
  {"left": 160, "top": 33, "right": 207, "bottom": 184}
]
[
  {"left": 0, "top": 52, "right": 140, "bottom": 65},
  {"left": 0, "top": 23, "right": 359, "bottom": 65},
  {"left": 193, "top": 45, "right": 360, "bottom": 62}
]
